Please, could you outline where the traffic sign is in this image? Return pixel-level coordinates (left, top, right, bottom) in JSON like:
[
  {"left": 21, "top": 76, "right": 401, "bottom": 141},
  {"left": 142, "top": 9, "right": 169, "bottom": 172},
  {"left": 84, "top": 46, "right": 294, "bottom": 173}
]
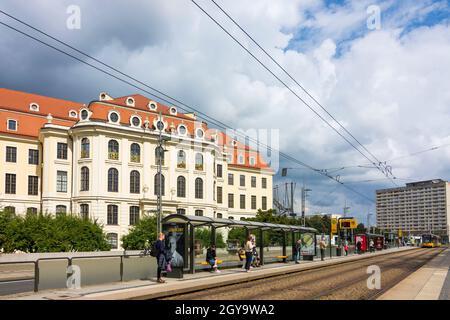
[{"left": 339, "top": 218, "right": 357, "bottom": 229}]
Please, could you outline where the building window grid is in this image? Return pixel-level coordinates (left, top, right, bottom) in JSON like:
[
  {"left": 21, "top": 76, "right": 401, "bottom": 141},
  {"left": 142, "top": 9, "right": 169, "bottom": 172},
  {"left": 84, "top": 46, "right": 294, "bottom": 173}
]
[
  {"left": 5, "top": 174, "right": 16, "bottom": 194},
  {"left": 6, "top": 146, "right": 17, "bottom": 163},
  {"left": 56, "top": 171, "right": 68, "bottom": 193},
  {"left": 57, "top": 143, "right": 68, "bottom": 160},
  {"left": 28, "top": 176, "right": 39, "bottom": 195},
  {"left": 129, "top": 206, "right": 140, "bottom": 225},
  {"left": 107, "top": 205, "right": 118, "bottom": 225},
  {"left": 28, "top": 149, "right": 39, "bottom": 165}
]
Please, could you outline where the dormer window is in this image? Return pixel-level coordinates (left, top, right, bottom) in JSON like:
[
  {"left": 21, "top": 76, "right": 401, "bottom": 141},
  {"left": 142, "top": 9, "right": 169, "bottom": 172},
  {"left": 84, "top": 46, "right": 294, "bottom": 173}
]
[
  {"left": 195, "top": 128, "right": 204, "bottom": 139},
  {"left": 148, "top": 101, "right": 157, "bottom": 111},
  {"left": 7, "top": 119, "right": 17, "bottom": 131},
  {"left": 99, "top": 92, "right": 113, "bottom": 101},
  {"left": 29, "top": 103, "right": 39, "bottom": 112},
  {"left": 69, "top": 110, "right": 78, "bottom": 118},
  {"left": 80, "top": 109, "right": 90, "bottom": 121},
  {"left": 130, "top": 115, "right": 141, "bottom": 128},
  {"left": 249, "top": 157, "right": 256, "bottom": 166},
  {"left": 108, "top": 111, "right": 120, "bottom": 124},
  {"left": 170, "top": 107, "right": 177, "bottom": 115},
  {"left": 126, "top": 97, "right": 135, "bottom": 107},
  {"left": 177, "top": 124, "right": 187, "bottom": 136},
  {"left": 238, "top": 154, "right": 245, "bottom": 164}
]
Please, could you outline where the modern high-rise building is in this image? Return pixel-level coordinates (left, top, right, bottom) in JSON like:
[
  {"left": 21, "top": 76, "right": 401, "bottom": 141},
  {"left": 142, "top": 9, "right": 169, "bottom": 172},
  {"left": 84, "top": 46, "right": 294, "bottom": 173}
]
[
  {"left": 0, "top": 88, "right": 274, "bottom": 248},
  {"left": 376, "top": 179, "right": 450, "bottom": 239}
]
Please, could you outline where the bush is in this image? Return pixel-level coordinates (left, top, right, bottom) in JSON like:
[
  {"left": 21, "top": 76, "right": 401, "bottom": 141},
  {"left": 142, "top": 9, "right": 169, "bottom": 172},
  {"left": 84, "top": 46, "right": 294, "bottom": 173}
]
[
  {"left": 195, "top": 228, "right": 226, "bottom": 249},
  {"left": 121, "top": 216, "right": 157, "bottom": 250},
  {"left": 0, "top": 212, "right": 110, "bottom": 253}
]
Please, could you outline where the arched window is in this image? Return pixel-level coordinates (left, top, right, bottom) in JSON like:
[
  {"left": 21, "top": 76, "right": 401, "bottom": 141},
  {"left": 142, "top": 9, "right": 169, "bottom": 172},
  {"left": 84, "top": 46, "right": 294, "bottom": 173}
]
[
  {"left": 80, "top": 166, "right": 89, "bottom": 191},
  {"left": 106, "top": 233, "right": 118, "bottom": 249},
  {"left": 177, "top": 208, "right": 186, "bottom": 215},
  {"left": 4, "top": 206, "right": 15, "bottom": 215},
  {"left": 155, "top": 146, "right": 165, "bottom": 166},
  {"left": 195, "top": 153, "right": 203, "bottom": 171},
  {"left": 130, "top": 170, "right": 140, "bottom": 194},
  {"left": 130, "top": 143, "right": 140, "bottom": 163},
  {"left": 108, "top": 140, "right": 119, "bottom": 160},
  {"left": 195, "top": 210, "right": 203, "bottom": 216},
  {"left": 56, "top": 205, "right": 67, "bottom": 216},
  {"left": 108, "top": 168, "right": 119, "bottom": 192},
  {"left": 195, "top": 178, "right": 203, "bottom": 199},
  {"left": 81, "top": 138, "right": 90, "bottom": 158},
  {"left": 177, "top": 150, "right": 186, "bottom": 169},
  {"left": 107, "top": 205, "right": 118, "bottom": 225},
  {"left": 27, "top": 208, "right": 38, "bottom": 216},
  {"left": 80, "top": 204, "right": 89, "bottom": 220},
  {"left": 129, "top": 206, "right": 140, "bottom": 225},
  {"left": 154, "top": 174, "right": 165, "bottom": 196},
  {"left": 177, "top": 176, "right": 186, "bottom": 198}
]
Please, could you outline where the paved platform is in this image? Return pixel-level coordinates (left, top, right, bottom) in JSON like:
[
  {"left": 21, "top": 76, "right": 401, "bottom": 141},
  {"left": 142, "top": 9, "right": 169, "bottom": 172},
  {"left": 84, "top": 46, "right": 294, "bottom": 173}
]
[
  {"left": 0, "top": 246, "right": 414, "bottom": 300},
  {"left": 378, "top": 248, "right": 450, "bottom": 300}
]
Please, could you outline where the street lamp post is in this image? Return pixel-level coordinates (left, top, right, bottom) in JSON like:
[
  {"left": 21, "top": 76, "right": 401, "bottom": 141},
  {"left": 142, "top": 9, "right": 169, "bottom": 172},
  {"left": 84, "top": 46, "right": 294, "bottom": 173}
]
[{"left": 156, "top": 112, "right": 167, "bottom": 237}]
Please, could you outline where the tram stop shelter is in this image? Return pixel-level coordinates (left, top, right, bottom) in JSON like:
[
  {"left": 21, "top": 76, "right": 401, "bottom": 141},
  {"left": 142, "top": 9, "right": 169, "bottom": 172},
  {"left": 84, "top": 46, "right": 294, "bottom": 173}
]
[{"left": 162, "top": 214, "right": 318, "bottom": 275}]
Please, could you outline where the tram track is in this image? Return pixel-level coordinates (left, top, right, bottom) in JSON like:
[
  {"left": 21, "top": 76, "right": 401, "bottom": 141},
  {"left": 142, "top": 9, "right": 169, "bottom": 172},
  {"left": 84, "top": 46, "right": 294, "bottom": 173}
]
[{"left": 162, "top": 248, "right": 444, "bottom": 300}]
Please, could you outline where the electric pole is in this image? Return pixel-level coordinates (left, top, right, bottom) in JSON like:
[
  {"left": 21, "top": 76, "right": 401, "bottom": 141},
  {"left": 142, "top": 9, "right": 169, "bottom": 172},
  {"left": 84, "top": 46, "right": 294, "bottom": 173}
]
[{"left": 301, "top": 184, "right": 311, "bottom": 226}]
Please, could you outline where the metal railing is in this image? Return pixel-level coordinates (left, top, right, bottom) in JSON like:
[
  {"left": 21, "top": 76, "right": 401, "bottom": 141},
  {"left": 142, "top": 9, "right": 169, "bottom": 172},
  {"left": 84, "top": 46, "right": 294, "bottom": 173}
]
[{"left": 0, "top": 251, "right": 151, "bottom": 293}]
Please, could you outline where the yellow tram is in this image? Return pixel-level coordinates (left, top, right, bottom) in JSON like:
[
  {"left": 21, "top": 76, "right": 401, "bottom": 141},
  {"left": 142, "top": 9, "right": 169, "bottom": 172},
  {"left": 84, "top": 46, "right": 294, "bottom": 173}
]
[{"left": 421, "top": 234, "right": 441, "bottom": 248}]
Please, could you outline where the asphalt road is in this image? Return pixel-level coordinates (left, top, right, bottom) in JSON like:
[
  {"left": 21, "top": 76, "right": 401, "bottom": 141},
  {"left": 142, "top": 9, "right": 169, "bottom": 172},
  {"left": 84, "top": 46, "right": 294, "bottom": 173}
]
[{"left": 0, "top": 279, "right": 34, "bottom": 296}]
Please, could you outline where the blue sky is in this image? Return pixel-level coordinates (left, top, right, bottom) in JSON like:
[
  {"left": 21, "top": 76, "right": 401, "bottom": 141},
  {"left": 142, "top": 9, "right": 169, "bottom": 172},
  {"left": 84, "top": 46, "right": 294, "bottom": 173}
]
[{"left": 287, "top": 0, "right": 450, "bottom": 56}]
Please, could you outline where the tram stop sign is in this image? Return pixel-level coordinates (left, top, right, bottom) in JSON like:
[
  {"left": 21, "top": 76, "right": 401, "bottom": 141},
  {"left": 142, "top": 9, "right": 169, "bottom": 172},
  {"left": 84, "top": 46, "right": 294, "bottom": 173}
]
[
  {"left": 339, "top": 218, "right": 357, "bottom": 229},
  {"left": 331, "top": 218, "right": 338, "bottom": 234}
]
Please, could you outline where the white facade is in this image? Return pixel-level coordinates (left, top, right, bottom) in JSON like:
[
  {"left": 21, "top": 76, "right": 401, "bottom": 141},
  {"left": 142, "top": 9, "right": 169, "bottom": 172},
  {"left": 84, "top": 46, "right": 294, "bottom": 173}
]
[{"left": 0, "top": 89, "right": 274, "bottom": 249}]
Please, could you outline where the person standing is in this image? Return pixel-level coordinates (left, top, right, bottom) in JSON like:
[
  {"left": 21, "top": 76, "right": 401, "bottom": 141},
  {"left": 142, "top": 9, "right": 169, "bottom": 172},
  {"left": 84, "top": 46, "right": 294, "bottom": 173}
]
[
  {"left": 319, "top": 237, "right": 326, "bottom": 261},
  {"left": 344, "top": 240, "right": 349, "bottom": 256},
  {"left": 294, "top": 239, "right": 302, "bottom": 264},
  {"left": 244, "top": 235, "right": 253, "bottom": 272},
  {"left": 356, "top": 240, "right": 362, "bottom": 254},
  {"left": 155, "top": 232, "right": 167, "bottom": 283}
]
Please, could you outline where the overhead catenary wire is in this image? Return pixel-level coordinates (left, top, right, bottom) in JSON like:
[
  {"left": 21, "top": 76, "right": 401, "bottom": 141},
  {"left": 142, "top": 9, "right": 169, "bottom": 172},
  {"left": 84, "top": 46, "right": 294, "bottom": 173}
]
[
  {"left": 0, "top": 14, "right": 374, "bottom": 203},
  {"left": 190, "top": 0, "right": 397, "bottom": 187},
  {"left": 208, "top": 0, "right": 392, "bottom": 177}
]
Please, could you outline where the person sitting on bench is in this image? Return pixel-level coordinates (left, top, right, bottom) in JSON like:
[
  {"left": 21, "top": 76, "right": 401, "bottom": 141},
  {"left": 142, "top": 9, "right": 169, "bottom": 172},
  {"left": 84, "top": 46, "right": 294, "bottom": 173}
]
[{"left": 206, "top": 244, "right": 220, "bottom": 273}]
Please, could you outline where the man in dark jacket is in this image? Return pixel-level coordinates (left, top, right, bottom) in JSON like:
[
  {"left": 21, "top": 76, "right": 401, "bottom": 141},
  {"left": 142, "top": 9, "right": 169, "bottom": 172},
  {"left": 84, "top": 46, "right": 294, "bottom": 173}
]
[{"left": 155, "top": 232, "right": 167, "bottom": 283}]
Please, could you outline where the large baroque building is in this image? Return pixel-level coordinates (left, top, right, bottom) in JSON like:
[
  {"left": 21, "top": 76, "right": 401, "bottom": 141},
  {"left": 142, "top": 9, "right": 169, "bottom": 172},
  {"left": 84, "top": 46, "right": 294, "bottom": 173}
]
[
  {"left": 0, "top": 88, "right": 273, "bottom": 248},
  {"left": 376, "top": 179, "right": 450, "bottom": 239}
]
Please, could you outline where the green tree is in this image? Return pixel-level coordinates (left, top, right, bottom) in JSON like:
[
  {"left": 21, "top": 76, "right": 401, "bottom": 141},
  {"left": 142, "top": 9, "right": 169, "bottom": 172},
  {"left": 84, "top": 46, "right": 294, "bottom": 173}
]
[
  {"left": 121, "top": 215, "right": 157, "bottom": 250},
  {"left": 355, "top": 223, "right": 366, "bottom": 233},
  {"left": 0, "top": 211, "right": 110, "bottom": 253},
  {"left": 194, "top": 228, "right": 225, "bottom": 248}
]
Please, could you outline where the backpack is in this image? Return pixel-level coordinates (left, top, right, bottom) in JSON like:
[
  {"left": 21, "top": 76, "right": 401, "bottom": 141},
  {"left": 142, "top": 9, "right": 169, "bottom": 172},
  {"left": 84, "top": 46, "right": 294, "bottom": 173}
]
[{"left": 149, "top": 241, "right": 159, "bottom": 257}]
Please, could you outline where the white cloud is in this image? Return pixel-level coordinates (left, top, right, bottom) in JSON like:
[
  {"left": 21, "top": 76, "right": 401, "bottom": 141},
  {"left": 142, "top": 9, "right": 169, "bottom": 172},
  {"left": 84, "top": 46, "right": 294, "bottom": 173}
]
[{"left": 1, "top": 0, "right": 449, "bottom": 223}]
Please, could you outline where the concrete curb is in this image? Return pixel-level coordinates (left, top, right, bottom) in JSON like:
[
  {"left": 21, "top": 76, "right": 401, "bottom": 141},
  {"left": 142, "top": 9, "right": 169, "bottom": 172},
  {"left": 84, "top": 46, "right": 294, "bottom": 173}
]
[{"left": 73, "top": 247, "right": 416, "bottom": 300}]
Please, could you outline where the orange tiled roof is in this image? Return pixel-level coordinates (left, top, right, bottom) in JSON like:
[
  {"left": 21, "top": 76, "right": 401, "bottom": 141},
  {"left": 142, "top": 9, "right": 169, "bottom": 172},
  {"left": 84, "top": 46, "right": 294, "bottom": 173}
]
[{"left": 0, "top": 88, "right": 270, "bottom": 170}]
